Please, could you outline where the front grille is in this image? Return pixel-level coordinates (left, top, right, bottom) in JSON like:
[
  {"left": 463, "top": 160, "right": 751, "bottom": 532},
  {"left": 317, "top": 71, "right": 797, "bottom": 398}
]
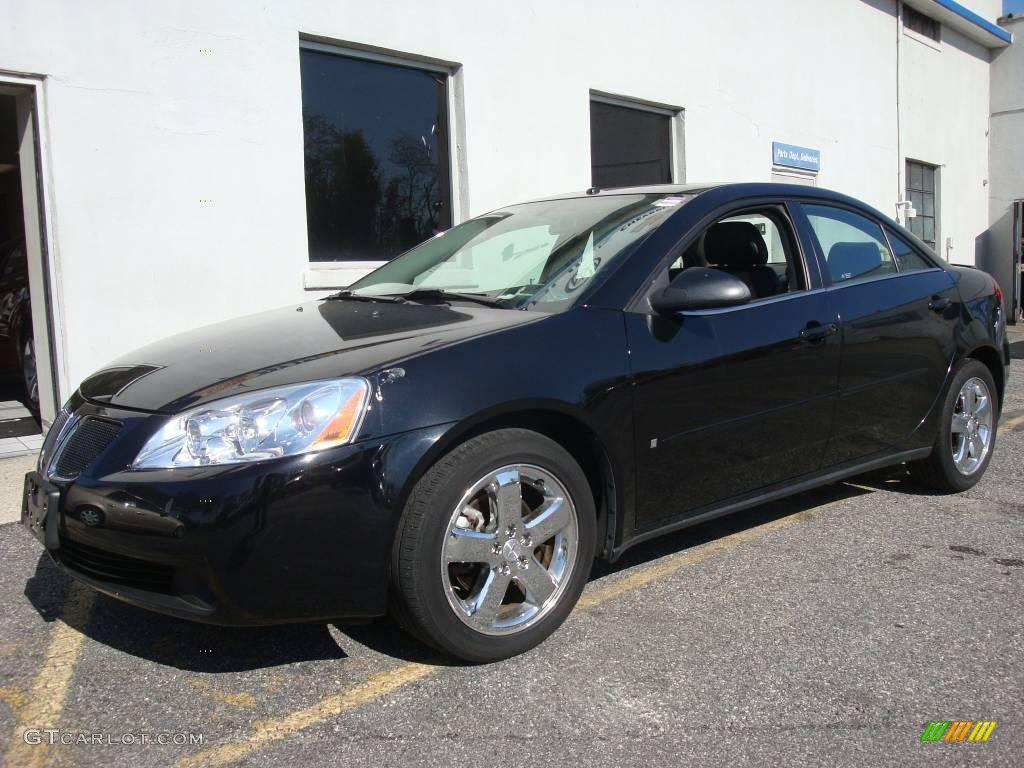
[
  {"left": 59, "top": 536, "right": 175, "bottom": 594},
  {"left": 38, "top": 408, "right": 72, "bottom": 472},
  {"left": 50, "top": 417, "right": 122, "bottom": 479}
]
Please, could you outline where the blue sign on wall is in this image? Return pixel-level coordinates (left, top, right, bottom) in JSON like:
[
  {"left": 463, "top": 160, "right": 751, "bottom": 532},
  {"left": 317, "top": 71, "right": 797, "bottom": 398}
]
[{"left": 772, "top": 142, "right": 821, "bottom": 173}]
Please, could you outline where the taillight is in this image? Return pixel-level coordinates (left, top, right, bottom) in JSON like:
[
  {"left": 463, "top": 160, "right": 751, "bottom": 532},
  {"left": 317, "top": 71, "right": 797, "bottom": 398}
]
[{"left": 993, "top": 279, "right": 1004, "bottom": 309}]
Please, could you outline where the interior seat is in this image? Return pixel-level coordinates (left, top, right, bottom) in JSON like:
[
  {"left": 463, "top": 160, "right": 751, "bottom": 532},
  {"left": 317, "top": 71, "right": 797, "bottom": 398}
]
[
  {"left": 826, "top": 242, "right": 884, "bottom": 282},
  {"left": 702, "top": 221, "right": 778, "bottom": 299},
  {"left": 669, "top": 234, "right": 708, "bottom": 282}
]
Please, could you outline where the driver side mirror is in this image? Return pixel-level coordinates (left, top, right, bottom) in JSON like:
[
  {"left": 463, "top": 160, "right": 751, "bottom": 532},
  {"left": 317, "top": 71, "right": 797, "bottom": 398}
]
[{"left": 650, "top": 267, "right": 751, "bottom": 314}]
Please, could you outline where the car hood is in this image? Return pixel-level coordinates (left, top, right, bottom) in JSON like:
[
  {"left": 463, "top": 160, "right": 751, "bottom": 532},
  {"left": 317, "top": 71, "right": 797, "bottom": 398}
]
[{"left": 80, "top": 299, "right": 542, "bottom": 413}]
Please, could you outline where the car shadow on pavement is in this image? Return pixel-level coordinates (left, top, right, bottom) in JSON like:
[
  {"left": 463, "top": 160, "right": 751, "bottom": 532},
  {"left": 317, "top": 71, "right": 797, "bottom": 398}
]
[
  {"left": 24, "top": 472, "right": 929, "bottom": 670},
  {"left": 841, "top": 464, "right": 952, "bottom": 497},
  {"left": 24, "top": 552, "right": 349, "bottom": 673}
]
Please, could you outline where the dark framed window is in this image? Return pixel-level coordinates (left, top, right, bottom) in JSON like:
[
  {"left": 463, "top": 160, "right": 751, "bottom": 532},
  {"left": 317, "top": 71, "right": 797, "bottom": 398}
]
[
  {"left": 885, "top": 227, "right": 935, "bottom": 272},
  {"left": 906, "top": 159, "right": 938, "bottom": 251},
  {"left": 299, "top": 47, "right": 452, "bottom": 262},
  {"left": 904, "top": 5, "right": 940, "bottom": 42},
  {"left": 590, "top": 99, "right": 673, "bottom": 188}
]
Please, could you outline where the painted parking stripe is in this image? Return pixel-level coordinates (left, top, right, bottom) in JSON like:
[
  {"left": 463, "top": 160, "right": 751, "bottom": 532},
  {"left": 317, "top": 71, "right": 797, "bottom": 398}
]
[
  {"left": 2, "top": 583, "right": 94, "bottom": 768},
  {"left": 177, "top": 663, "right": 434, "bottom": 767},
  {"left": 178, "top": 495, "right": 847, "bottom": 767},
  {"left": 1001, "top": 412, "right": 1024, "bottom": 430}
]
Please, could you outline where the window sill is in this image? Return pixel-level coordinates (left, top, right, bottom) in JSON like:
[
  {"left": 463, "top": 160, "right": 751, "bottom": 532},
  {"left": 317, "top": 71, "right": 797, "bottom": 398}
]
[
  {"left": 903, "top": 27, "right": 942, "bottom": 52},
  {"left": 302, "top": 263, "right": 384, "bottom": 291}
]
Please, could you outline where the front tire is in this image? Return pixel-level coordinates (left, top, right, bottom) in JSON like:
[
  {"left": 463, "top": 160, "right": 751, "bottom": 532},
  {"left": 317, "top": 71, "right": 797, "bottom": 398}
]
[
  {"left": 390, "top": 428, "right": 596, "bottom": 663},
  {"left": 908, "top": 359, "right": 998, "bottom": 492}
]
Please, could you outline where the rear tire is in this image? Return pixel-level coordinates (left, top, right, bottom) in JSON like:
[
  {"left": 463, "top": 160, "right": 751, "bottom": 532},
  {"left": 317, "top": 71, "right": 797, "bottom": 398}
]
[
  {"left": 390, "top": 428, "right": 596, "bottom": 663},
  {"left": 908, "top": 359, "right": 998, "bottom": 492}
]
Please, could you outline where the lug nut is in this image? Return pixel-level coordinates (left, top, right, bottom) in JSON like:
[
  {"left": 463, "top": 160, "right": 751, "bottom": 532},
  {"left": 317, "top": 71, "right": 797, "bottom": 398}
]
[
  {"left": 498, "top": 563, "right": 510, "bottom": 575},
  {"left": 506, "top": 525, "right": 516, "bottom": 537},
  {"left": 521, "top": 534, "right": 532, "bottom": 547},
  {"left": 518, "top": 556, "right": 529, "bottom": 569}
]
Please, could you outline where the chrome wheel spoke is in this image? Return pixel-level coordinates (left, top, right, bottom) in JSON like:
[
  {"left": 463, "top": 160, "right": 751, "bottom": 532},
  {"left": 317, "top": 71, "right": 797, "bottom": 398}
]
[
  {"left": 444, "top": 528, "right": 498, "bottom": 564},
  {"left": 961, "top": 386, "right": 976, "bottom": 413},
  {"left": 969, "top": 435, "right": 982, "bottom": 460},
  {"left": 974, "top": 394, "right": 990, "bottom": 417},
  {"left": 525, "top": 496, "right": 570, "bottom": 544},
  {"left": 490, "top": 468, "right": 524, "bottom": 530},
  {"left": 514, "top": 556, "right": 557, "bottom": 605},
  {"left": 467, "top": 569, "right": 511, "bottom": 629}
]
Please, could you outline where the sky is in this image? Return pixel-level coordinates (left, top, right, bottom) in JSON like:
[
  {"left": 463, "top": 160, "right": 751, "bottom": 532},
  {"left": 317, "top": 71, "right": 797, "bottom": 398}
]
[{"left": 1005, "top": 0, "right": 1024, "bottom": 15}]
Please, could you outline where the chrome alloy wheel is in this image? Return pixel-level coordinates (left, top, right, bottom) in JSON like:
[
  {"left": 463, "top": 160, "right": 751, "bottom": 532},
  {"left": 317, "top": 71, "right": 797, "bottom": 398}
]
[
  {"left": 951, "top": 376, "right": 993, "bottom": 476},
  {"left": 441, "top": 464, "right": 579, "bottom": 636}
]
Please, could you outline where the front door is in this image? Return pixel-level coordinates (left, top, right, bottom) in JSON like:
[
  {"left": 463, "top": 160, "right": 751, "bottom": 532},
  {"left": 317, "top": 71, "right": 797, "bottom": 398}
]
[{"left": 627, "top": 203, "right": 841, "bottom": 528}]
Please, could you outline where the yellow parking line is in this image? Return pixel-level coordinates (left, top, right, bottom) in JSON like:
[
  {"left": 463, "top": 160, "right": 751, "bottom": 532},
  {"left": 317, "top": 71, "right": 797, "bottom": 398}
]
[
  {"left": 177, "top": 663, "right": 434, "bottom": 768},
  {"left": 3, "top": 583, "right": 95, "bottom": 768},
  {"left": 1001, "top": 412, "right": 1024, "bottom": 430},
  {"left": 178, "top": 495, "right": 846, "bottom": 768}
]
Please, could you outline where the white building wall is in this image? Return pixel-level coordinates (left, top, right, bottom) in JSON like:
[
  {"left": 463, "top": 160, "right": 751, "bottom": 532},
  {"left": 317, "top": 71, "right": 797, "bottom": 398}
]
[
  {"left": 987, "top": 14, "right": 1024, "bottom": 315},
  {"left": 901, "top": 21, "right": 992, "bottom": 263},
  {"left": 0, "top": 0, "right": 1001, "bottom": 400}
]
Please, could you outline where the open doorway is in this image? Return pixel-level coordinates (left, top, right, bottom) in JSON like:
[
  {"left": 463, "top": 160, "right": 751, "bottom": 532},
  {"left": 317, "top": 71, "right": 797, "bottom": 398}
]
[{"left": 0, "top": 79, "right": 58, "bottom": 455}]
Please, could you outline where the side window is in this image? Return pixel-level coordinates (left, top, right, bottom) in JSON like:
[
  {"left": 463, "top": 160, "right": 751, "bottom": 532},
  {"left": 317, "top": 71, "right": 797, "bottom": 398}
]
[
  {"left": 667, "top": 207, "right": 803, "bottom": 300},
  {"left": 885, "top": 227, "right": 934, "bottom": 273},
  {"left": 803, "top": 205, "right": 896, "bottom": 285}
]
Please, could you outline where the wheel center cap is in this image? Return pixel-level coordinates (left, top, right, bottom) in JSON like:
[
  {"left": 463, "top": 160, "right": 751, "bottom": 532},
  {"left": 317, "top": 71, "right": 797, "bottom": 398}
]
[{"left": 501, "top": 539, "right": 521, "bottom": 564}]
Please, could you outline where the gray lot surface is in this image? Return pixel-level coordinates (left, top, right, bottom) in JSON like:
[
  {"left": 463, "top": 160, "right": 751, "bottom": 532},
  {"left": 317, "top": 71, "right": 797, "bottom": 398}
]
[{"left": 0, "top": 370, "right": 1021, "bottom": 767}]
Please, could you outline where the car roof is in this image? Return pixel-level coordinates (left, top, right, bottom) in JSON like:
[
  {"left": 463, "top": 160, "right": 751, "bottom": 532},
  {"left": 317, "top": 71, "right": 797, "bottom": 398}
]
[{"left": 531, "top": 181, "right": 872, "bottom": 206}]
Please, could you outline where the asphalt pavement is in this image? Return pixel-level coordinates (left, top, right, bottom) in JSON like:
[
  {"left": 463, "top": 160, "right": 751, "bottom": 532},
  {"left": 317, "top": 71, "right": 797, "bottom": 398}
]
[{"left": 0, "top": 367, "right": 1021, "bottom": 767}]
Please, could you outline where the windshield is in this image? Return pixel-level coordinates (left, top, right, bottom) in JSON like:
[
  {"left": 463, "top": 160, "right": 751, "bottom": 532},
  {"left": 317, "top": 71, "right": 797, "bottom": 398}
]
[{"left": 346, "top": 193, "right": 693, "bottom": 310}]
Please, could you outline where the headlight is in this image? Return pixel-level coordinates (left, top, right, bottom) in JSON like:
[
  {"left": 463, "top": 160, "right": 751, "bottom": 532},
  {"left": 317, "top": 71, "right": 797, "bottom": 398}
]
[{"left": 131, "top": 378, "right": 370, "bottom": 468}]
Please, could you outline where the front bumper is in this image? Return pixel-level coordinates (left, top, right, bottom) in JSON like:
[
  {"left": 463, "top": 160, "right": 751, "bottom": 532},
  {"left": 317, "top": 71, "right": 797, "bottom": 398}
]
[{"left": 23, "top": 396, "right": 449, "bottom": 625}]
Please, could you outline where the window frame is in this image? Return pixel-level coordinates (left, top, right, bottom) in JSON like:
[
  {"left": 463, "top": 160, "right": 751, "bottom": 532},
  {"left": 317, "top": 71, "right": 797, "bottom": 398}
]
[
  {"left": 298, "top": 39, "right": 466, "bottom": 289},
  {"left": 628, "top": 198, "right": 814, "bottom": 315},
  {"left": 904, "top": 158, "right": 939, "bottom": 253},
  {"left": 589, "top": 91, "right": 684, "bottom": 188}
]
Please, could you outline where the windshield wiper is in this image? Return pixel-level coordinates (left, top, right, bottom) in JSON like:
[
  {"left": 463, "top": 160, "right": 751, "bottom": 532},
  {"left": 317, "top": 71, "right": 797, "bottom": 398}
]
[
  {"left": 400, "top": 288, "right": 513, "bottom": 309},
  {"left": 324, "top": 290, "right": 407, "bottom": 304}
]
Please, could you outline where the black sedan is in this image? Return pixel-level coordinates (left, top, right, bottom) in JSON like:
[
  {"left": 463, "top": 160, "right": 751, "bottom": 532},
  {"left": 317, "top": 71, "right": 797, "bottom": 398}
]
[{"left": 22, "top": 183, "right": 1010, "bottom": 662}]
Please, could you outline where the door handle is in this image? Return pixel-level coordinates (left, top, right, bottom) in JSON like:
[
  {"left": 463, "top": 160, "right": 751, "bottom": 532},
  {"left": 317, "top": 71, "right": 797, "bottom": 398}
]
[
  {"left": 799, "top": 322, "right": 839, "bottom": 342},
  {"left": 928, "top": 296, "right": 952, "bottom": 313}
]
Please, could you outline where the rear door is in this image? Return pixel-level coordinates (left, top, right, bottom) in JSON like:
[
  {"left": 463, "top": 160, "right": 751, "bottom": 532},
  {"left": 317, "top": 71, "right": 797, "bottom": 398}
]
[
  {"left": 626, "top": 201, "right": 841, "bottom": 528},
  {"left": 794, "top": 203, "right": 958, "bottom": 466}
]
